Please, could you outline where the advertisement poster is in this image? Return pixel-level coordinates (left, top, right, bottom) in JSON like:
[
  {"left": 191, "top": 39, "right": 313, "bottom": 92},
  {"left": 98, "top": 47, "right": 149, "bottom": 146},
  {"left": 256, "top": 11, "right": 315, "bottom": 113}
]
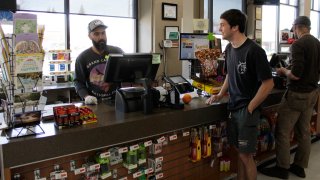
[{"left": 180, "top": 34, "right": 210, "bottom": 60}]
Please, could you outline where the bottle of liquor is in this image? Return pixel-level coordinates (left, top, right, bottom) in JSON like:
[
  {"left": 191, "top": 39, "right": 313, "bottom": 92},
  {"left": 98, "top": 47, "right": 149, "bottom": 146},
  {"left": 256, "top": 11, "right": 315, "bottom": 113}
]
[{"left": 195, "top": 130, "right": 202, "bottom": 161}]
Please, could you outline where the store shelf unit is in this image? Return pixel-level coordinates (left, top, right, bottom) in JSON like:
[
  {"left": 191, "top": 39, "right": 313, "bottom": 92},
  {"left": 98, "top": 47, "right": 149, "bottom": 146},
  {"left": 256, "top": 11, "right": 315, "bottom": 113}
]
[
  {"left": 43, "top": 50, "right": 73, "bottom": 85},
  {"left": 256, "top": 89, "right": 320, "bottom": 167}
]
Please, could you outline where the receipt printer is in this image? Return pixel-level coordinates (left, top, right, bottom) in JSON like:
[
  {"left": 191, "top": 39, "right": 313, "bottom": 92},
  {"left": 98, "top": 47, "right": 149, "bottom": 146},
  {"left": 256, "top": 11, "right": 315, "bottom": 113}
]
[
  {"left": 115, "top": 87, "right": 145, "bottom": 113},
  {"left": 115, "top": 87, "right": 160, "bottom": 113}
]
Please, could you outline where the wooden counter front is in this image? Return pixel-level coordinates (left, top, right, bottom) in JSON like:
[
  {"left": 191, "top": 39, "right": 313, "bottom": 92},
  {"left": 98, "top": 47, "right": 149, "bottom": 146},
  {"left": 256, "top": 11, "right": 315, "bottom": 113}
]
[{"left": 0, "top": 97, "right": 228, "bottom": 176}]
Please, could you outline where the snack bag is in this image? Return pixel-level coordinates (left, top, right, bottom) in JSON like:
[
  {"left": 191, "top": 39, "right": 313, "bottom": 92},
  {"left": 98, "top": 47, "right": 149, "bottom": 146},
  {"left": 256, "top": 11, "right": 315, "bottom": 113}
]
[{"left": 195, "top": 48, "right": 221, "bottom": 78}]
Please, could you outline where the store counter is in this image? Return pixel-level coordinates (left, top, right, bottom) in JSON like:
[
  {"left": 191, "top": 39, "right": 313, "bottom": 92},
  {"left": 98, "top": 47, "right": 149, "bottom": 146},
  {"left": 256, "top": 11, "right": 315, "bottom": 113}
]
[{"left": 0, "top": 96, "right": 228, "bottom": 170}]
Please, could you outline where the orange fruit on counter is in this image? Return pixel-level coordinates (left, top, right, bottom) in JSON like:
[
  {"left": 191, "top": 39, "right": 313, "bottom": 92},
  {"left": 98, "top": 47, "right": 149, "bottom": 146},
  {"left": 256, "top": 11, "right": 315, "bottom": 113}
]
[{"left": 182, "top": 93, "right": 192, "bottom": 104}]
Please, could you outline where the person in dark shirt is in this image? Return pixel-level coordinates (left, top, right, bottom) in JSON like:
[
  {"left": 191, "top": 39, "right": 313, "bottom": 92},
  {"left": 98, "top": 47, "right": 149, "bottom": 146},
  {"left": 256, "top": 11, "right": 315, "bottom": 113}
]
[
  {"left": 260, "top": 16, "right": 320, "bottom": 179},
  {"left": 74, "top": 19, "right": 124, "bottom": 104},
  {"left": 206, "top": 9, "right": 274, "bottom": 180}
]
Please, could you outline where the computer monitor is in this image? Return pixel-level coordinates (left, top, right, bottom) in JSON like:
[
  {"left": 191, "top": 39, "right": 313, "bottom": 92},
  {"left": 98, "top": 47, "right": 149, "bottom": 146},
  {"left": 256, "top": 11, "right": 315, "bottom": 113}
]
[
  {"left": 104, "top": 53, "right": 159, "bottom": 114},
  {"left": 179, "top": 33, "right": 210, "bottom": 60},
  {"left": 253, "top": 0, "right": 279, "bottom": 5},
  {"left": 104, "top": 53, "right": 157, "bottom": 83}
]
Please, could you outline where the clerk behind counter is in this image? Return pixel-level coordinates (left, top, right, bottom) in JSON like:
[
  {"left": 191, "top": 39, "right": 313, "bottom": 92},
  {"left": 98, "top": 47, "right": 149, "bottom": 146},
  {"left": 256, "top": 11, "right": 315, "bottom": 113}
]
[{"left": 74, "top": 19, "right": 124, "bottom": 105}]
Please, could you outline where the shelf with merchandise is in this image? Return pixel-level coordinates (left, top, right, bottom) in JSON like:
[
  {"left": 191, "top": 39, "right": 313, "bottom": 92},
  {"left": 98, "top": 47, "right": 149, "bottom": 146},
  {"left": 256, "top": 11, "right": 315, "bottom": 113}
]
[
  {"left": 49, "top": 60, "right": 72, "bottom": 64},
  {"left": 44, "top": 50, "right": 73, "bottom": 84},
  {"left": 256, "top": 93, "right": 320, "bottom": 169},
  {"left": 48, "top": 49, "right": 71, "bottom": 61}
]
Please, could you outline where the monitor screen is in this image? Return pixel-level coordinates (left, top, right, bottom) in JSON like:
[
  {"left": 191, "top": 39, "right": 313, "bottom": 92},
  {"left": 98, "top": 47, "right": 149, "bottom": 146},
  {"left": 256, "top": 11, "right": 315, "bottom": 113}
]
[
  {"left": 104, "top": 53, "right": 158, "bottom": 83},
  {"left": 0, "top": 0, "right": 16, "bottom": 12},
  {"left": 253, "top": 0, "right": 279, "bottom": 5},
  {"left": 164, "top": 75, "right": 194, "bottom": 94},
  {"left": 169, "top": 76, "right": 187, "bottom": 84},
  {"left": 179, "top": 33, "right": 210, "bottom": 60}
]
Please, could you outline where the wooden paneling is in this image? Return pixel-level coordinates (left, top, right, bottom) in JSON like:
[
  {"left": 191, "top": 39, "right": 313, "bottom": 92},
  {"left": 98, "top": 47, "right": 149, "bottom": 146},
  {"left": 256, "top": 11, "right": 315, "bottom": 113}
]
[{"left": 9, "top": 123, "right": 236, "bottom": 180}]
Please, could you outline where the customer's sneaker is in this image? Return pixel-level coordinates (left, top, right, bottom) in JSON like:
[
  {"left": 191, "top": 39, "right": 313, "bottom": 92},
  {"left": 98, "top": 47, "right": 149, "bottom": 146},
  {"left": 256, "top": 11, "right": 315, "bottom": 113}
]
[
  {"left": 289, "top": 164, "right": 306, "bottom": 178},
  {"left": 259, "top": 166, "right": 289, "bottom": 179}
]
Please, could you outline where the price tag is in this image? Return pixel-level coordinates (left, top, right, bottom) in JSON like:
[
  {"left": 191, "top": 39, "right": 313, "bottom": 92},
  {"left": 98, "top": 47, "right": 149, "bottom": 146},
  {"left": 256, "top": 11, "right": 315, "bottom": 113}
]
[
  {"left": 145, "top": 168, "right": 154, "bottom": 174},
  {"left": 169, "top": 134, "right": 177, "bottom": 141},
  {"left": 100, "top": 152, "right": 110, "bottom": 158},
  {"left": 210, "top": 159, "right": 215, "bottom": 168},
  {"left": 89, "top": 164, "right": 100, "bottom": 171},
  {"left": 209, "top": 125, "right": 216, "bottom": 129},
  {"left": 128, "top": 164, "right": 138, "bottom": 170},
  {"left": 118, "top": 177, "right": 128, "bottom": 180},
  {"left": 100, "top": 172, "right": 112, "bottom": 179},
  {"left": 35, "top": 178, "right": 46, "bottom": 180},
  {"left": 74, "top": 167, "right": 86, "bottom": 175},
  {"left": 217, "top": 152, "right": 223, "bottom": 157},
  {"left": 138, "top": 159, "right": 147, "bottom": 165},
  {"left": 183, "top": 131, "right": 190, "bottom": 137},
  {"left": 133, "top": 171, "right": 143, "bottom": 178},
  {"left": 144, "top": 140, "right": 153, "bottom": 147},
  {"left": 157, "top": 136, "right": 166, "bottom": 143},
  {"left": 118, "top": 147, "right": 128, "bottom": 154},
  {"left": 55, "top": 172, "right": 68, "bottom": 179},
  {"left": 130, "top": 144, "right": 139, "bottom": 151},
  {"left": 37, "top": 96, "right": 47, "bottom": 110},
  {"left": 156, "top": 173, "right": 164, "bottom": 179},
  {"left": 156, "top": 156, "right": 163, "bottom": 162}
]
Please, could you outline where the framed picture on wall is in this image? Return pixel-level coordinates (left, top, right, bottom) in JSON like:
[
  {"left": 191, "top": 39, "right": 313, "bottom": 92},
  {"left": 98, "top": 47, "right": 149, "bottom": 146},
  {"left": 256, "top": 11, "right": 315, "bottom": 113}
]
[
  {"left": 165, "top": 26, "right": 179, "bottom": 40},
  {"left": 255, "top": 7, "right": 262, "bottom": 20},
  {"left": 162, "top": 3, "right": 177, "bottom": 20},
  {"left": 255, "top": 20, "right": 262, "bottom": 30}
]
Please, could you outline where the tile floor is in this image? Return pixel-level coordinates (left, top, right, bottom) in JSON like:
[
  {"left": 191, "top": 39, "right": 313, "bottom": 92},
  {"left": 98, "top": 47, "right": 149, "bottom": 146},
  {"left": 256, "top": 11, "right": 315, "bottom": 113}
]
[{"left": 257, "top": 139, "right": 320, "bottom": 180}]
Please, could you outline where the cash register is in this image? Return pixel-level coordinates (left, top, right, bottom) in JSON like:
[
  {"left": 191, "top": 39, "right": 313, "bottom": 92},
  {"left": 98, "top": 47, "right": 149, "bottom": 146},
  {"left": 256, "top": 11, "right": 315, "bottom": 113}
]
[
  {"left": 104, "top": 53, "right": 159, "bottom": 114},
  {"left": 270, "top": 53, "right": 288, "bottom": 89}
]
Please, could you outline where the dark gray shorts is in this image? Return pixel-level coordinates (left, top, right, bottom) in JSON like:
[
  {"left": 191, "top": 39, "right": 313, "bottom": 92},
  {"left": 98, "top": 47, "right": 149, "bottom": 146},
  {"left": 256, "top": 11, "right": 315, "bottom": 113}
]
[{"left": 227, "top": 106, "right": 260, "bottom": 153}]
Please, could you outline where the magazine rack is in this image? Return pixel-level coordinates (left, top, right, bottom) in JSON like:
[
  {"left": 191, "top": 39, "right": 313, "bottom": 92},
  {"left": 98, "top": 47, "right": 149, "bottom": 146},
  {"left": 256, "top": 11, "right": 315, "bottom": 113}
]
[
  {"left": 5, "top": 123, "right": 45, "bottom": 139},
  {"left": 0, "top": 32, "right": 16, "bottom": 129},
  {"left": 1, "top": 29, "right": 45, "bottom": 139}
]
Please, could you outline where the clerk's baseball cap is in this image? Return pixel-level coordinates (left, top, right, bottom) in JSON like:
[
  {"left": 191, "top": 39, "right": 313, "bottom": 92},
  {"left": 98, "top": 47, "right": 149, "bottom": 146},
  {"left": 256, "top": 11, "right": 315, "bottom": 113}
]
[{"left": 88, "top": 19, "right": 108, "bottom": 33}]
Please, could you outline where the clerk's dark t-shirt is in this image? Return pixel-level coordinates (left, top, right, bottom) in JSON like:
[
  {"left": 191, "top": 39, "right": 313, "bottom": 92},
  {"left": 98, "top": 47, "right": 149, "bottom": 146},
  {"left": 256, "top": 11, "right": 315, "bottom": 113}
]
[
  {"left": 224, "top": 39, "right": 272, "bottom": 110},
  {"left": 74, "top": 45, "right": 124, "bottom": 99}
]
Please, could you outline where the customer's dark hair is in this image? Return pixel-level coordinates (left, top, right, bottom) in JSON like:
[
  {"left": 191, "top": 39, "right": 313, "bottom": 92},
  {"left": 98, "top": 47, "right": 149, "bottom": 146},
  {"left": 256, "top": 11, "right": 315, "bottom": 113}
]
[{"left": 220, "top": 9, "right": 247, "bottom": 33}]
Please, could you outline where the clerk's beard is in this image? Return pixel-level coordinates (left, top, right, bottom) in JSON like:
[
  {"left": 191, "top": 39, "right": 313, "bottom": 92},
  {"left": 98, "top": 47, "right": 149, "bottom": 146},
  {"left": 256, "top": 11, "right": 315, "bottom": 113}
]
[{"left": 92, "top": 39, "right": 107, "bottom": 53}]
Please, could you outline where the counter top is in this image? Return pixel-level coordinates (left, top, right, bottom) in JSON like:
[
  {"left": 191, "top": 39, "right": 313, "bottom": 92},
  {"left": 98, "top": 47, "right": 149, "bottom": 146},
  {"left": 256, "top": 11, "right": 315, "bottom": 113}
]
[
  {"left": 0, "top": 88, "right": 287, "bottom": 169},
  {"left": 0, "top": 97, "right": 228, "bottom": 168},
  {"left": 43, "top": 82, "right": 74, "bottom": 91}
]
